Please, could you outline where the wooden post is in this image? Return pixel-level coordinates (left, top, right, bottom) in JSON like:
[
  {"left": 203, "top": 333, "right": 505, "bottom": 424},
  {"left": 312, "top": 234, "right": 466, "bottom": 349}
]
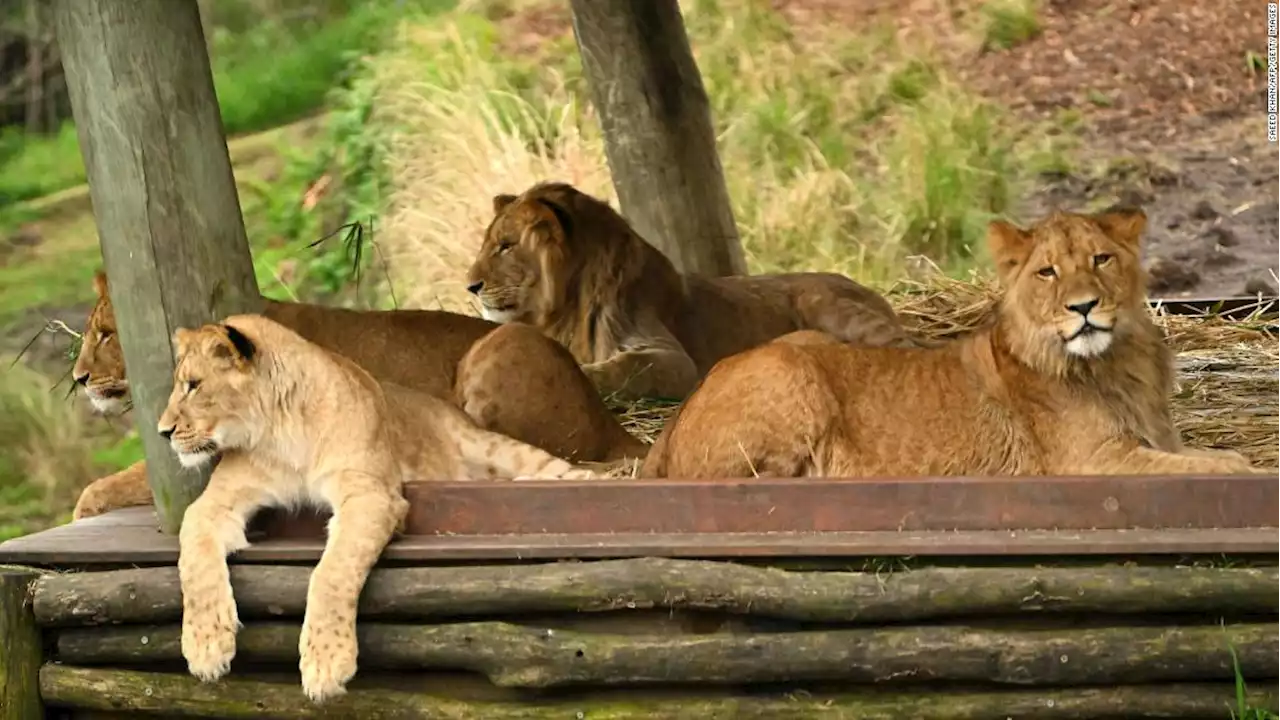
[
  {"left": 0, "top": 569, "right": 42, "bottom": 719},
  {"left": 569, "top": 0, "right": 747, "bottom": 277},
  {"left": 53, "top": 0, "right": 264, "bottom": 534}
]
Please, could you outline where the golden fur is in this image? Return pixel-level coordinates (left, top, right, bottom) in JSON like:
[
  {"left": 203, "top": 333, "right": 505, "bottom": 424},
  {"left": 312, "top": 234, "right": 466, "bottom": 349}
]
[
  {"left": 465, "top": 181, "right": 915, "bottom": 400},
  {"left": 166, "top": 315, "right": 598, "bottom": 703},
  {"left": 71, "top": 273, "right": 644, "bottom": 520},
  {"left": 642, "top": 207, "right": 1267, "bottom": 479}
]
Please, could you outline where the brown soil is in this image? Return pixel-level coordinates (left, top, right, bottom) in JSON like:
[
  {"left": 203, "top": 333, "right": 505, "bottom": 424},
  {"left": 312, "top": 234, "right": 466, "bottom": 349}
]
[{"left": 779, "top": 0, "right": 1278, "bottom": 298}]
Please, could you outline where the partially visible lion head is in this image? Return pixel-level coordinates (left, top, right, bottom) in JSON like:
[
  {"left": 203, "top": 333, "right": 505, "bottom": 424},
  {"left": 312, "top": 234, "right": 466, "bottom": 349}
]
[
  {"left": 987, "top": 206, "right": 1153, "bottom": 372},
  {"left": 464, "top": 182, "right": 585, "bottom": 324},
  {"left": 157, "top": 322, "right": 261, "bottom": 468},
  {"left": 73, "top": 271, "right": 131, "bottom": 415},
  {"left": 464, "top": 182, "right": 678, "bottom": 331}
]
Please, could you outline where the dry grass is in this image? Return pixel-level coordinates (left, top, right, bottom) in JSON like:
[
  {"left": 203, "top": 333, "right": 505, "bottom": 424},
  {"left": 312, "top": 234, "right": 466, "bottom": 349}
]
[
  {"left": 371, "top": 0, "right": 1053, "bottom": 310},
  {"left": 607, "top": 277, "right": 1280, "bottom": 469}
]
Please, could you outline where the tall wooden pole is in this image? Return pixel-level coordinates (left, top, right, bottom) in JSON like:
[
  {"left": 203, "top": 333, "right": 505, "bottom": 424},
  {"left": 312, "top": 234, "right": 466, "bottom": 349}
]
[
  {"left": 0, "top": 570, "right": 41, "bottom": 719},
  {"left": 569, "top": 0, "right": 747, "bottom": 277},
  {"left": 53, "top": 0, "right": 263, "bottom": 534}
]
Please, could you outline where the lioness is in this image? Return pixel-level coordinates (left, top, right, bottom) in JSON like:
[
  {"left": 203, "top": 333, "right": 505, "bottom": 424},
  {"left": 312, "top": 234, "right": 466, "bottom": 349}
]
[
  {"left": 465, "top": 181, "right": 916, "bottom": 400},
  {"left": 166, "top": 315, "right": 598, "bottom": 703},
  {"left": 642, "top": 207, "right": 1266, "bottom": 479},
  {"left": 71, "top": 271, "right": 645, "bottom": 519}
]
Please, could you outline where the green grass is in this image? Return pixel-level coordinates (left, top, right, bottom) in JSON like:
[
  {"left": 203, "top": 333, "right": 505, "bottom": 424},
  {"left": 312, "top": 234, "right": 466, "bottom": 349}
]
[
  {"left": 371, "top": 0, "right": 1055, "bottom": 308},
  {"left": 981, "top": 0, "right": 1042, "bottom": 51},
  {"left": 0, "top": 0, "right": 453, "bottom": 206}
]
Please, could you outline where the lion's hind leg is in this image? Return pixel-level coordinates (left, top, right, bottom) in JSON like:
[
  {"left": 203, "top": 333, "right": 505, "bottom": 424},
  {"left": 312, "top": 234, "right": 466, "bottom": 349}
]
[
  {"left": 646, "top": 342, "right": 843, "bottom": 479},
  {"left": 300, "top": 473, "right": 408, "bottom": 703},
  {"left": 1087, "top": 442, "right": 1267, "bottom": 476},
  {"left": 73, "top": 460, "right": 154, "bottom": 521}
]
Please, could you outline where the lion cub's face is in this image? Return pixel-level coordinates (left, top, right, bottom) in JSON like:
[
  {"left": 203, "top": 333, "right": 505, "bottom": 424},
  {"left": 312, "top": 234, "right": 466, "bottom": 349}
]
[
  {"left": 73, "top": 272, "right": 131, "bottom": 415},
  {"left": 157, "top": 324, "right": 259, "bottom": 468},
  {"left": 465, "top": 192, "right": 574, "bottom": 323},
  {"left": 988, "top": 207, "right": 1148, "bottom": 361}
]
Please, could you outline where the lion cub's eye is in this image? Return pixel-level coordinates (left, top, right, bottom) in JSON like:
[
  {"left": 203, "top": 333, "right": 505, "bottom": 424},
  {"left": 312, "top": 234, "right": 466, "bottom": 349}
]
[
  {"left": 1036, "top": 266, "right": 1057, "bottom": 279},
  {"left": 1092, "top": 253, "right": 1113, "bottom": 268},
  {"left": 496, "top": 240, "right": 514, "bottom": 255},
  {"left": 185, "top": 379, "right": 200, "bottom": 393}
]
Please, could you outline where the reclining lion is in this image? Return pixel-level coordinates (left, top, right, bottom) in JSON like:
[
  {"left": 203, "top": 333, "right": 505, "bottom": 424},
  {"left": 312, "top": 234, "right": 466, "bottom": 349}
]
[
  {"left": 71, "top": 271, "right": 645, "bottom": 520},
  {"left": 464, "top": 181, "right": 917, "bottom": 400},
  {"left": 642, "top": 207, "right": 1267, "bottom": 479},
  {"left": 163, "top": 315, "right": 596, "bottom": 703}
]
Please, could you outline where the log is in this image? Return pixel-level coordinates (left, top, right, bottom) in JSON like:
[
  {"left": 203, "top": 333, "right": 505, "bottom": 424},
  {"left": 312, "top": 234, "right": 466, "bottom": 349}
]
[
  {"left": 32, "top": 558, "right": 1280, "bottom": 627},
  {"left": 0, "top": 570, "right": 41, "bottom": 720},
  {"left": 54, "top": 621, "right": 1277, "bottom": 688},
  {"left": 53, "top": 0, "right": 264, "bottom": 533},
  {"left": 568, "top": 0, "right": 746, "bottom": 277},
  {"left": 39, "top": 666, "right": 1279, "bottom": 719}
]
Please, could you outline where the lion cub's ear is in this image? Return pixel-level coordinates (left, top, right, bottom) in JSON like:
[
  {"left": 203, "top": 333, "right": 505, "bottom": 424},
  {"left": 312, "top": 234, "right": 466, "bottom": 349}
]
[
  {"left": 92, "top": 269, "right": 109, "bottom": 298},
  {"left": 211, "top": 324, "right": 257, "bottom": 367},
  {"left": 986, "top": 219, "right": 1033, "bottom": 282},
  {"left": 1091, "top": 206, "right": 1147, "bottom": 249},
  {"left": 492, "top": 194, "right": 518, "bottom": 215},
  {"left": 172, "top": 327, "right": 199, "bottom": 358}
]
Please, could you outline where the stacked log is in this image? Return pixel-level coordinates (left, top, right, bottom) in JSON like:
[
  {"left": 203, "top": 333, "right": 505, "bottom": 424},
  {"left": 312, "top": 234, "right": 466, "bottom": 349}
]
[{"left": 8, "top": 558, "right": 1280, "bottom": 718}]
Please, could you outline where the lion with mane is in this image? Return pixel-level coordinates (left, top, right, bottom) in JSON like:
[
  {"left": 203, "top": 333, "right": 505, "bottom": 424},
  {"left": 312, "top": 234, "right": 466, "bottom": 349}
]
[
  {"left": 465, "top": 181, "right": 917, "bottom": 400},
  {"left": 642, "top": 207, "right": 1268, "bottom": 479},
  {"left": 71, "top": 271, "right": 644, "bottom": 519}
]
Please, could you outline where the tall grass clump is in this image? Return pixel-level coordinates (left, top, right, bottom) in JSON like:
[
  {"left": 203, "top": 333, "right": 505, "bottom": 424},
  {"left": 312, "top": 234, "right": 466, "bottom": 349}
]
[
  {"left": 0, "top": 361, "right": 103, "bottom": 539},
  {"left": 371, "top": 0, "right": 1037, "bottom": 300}
]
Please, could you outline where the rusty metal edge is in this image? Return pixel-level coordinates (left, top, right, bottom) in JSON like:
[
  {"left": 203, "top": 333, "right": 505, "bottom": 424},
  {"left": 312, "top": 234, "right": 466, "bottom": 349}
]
[{"left": 248, "top": 474, "right": 1279, "bottom": 537}]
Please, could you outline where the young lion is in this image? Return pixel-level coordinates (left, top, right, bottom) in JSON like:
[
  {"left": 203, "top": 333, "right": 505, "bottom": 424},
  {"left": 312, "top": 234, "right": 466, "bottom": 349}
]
[
  {"left": 642, "top": 207, "right": 1268, "bottom": 479},
  {"left": 71, "top": 271, "right": 644, "bottom": 520},
  {"left": 464, "top": 181, "right": 917, "bottom": 401},
  {"left": 164, "top": 314, "right": 598, "bottom": 703}
]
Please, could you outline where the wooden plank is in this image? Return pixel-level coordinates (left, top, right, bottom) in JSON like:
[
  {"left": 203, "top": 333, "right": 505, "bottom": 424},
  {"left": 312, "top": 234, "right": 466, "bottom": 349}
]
[
  {"left": 34, "top": 561, "right": 1278, "bottom": 627},
  {"left": 0, "top": 570, "right": 42, "bottom": 720},
  {"left": 53, "top": 0, "right": 263, "bottom": 534},
  {"left": 0, "top": 509, "right": 1275, "bottom": 565},
  {"left": 569, "top": 0, "right": 746, "bottom": 276},
  {"left": 38, "top": 666, "right": 1280, "bottom": 719}
]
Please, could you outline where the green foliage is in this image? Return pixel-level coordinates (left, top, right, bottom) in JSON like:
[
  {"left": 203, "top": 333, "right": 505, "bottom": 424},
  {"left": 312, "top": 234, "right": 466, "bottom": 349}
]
[
  {"left": 245, "top": 64, "right": 392, "bottom": 305},
  {"left": 0, "top": 0, "right": 448, "bottom": 207}
]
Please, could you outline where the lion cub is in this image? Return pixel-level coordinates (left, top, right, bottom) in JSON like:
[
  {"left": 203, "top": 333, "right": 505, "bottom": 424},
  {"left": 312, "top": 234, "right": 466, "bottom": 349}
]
[
  {"left": 161, "top": 314, "right": 598, "bottom": 703},
  {"left": 643, "top": 207, "right": 1268, "bottom": 479}
]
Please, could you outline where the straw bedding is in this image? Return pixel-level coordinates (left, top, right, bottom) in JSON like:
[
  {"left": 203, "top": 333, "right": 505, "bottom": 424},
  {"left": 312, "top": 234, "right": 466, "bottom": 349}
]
[{"left": 608, "top": 278, "right": 1279, "bottom": 469}]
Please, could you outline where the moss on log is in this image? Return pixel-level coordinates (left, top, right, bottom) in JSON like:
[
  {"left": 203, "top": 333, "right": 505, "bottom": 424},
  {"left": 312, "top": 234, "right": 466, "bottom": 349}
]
[
  {"left": 40, "top": 665, "right": 1279, "bottom": 719},
  {"left": 0, "top": 570, "right": 41, "bottom": 720},
  {"left": 32, "top": 558, "right": 1280, "bottom": 627},
  {"left": 55, "top": 620, "right": 1276, "bottom": 688}
]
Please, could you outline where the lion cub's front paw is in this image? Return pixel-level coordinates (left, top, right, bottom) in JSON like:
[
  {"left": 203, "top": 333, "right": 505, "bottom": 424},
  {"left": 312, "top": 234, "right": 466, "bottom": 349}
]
[
  {"left": 181, "top": 588, "right": 240, "bottom": 683},
  {"left": 299, "top": 616, "right": 358, "bottom": 704}
]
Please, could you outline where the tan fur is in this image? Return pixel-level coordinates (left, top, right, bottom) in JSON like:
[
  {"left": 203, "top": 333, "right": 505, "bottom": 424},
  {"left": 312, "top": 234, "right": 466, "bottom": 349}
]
[
  {"left": 165, "top": 314, "right": 598, "bottom": 703},
  {"left": 642, "top": 208, "right": 1268, "bottom": 479},
  {"left": 71, "top": 273, "right": 644, "bottom": 520},
  {"left": 465, "top": 181, "right": 915, "bottom": 401}
]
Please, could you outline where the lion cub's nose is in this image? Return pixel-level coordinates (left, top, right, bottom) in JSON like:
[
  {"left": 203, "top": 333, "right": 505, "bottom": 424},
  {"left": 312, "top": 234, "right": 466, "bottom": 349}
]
[
  {"left": 466, "top": 281, "right": 484, "bottom": 295},
  {"left": 73, "top": 371, "right": 90, "bottom": 386},
  {"left": 158, "top": 425, "right": 175, "bottom": 440},
  {"left": 1066, "top": 298, "right": 1099, "bottom": 316}
]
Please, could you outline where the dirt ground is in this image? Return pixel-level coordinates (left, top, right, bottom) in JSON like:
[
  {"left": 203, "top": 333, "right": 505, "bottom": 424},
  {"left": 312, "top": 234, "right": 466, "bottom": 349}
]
[{"left": 776, "top": 0, "right": 1277, "bottom": 299}]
